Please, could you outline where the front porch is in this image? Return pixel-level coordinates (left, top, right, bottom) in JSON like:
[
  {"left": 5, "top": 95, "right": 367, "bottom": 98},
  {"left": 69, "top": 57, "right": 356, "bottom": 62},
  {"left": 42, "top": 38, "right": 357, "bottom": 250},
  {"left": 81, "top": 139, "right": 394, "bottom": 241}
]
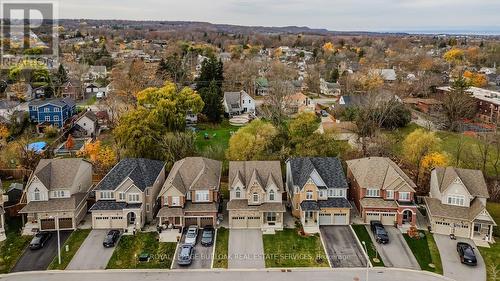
[
  {"left": 301, "top": 210, "right": 320, "bottom": 233},
  {"left": 471, "top": 220, "right": 494, "bottom": 243}
]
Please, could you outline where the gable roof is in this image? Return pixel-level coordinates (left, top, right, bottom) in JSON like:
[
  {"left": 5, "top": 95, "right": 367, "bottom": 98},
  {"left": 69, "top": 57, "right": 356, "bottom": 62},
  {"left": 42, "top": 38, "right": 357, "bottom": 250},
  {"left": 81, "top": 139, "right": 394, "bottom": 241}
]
[
  {"left": 77, "top": 110, "right": 98, "bottom": 123},
  {"left": 229, "top": 161, "right": 283, "bottom": 192},
  {"left": 95, "top": 158, "right": 165, "bottom": 192},
  {"left": 32, "top": 158, "right": 92, "bottom": 192},
  {"left": 288, "top": 157, "right": 348, "bottom": 191},
  {"left": 29, "top": 97, "right": 75, "bottom": 108},
  {"left": 160, "top": 157, "right": 221, "bottom": 195},
  {"left": 346, "top": 157, "right": 416, "bottom": 192},
  {"left": 434, "top": 167, "right": 489, "bottom": 198}
]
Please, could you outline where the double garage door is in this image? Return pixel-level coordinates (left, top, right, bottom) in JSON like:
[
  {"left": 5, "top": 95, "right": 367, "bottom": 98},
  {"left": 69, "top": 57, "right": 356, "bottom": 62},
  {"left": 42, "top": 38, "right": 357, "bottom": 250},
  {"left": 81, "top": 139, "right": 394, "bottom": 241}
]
[
  {"left": 93, "top": 215, "right": 124, "bottom": 229},
  {"left": 319, "top": 213, "right": 348, "bottom": 225},
  {"left": 365, "top": 212, "right": 397, "bottom": 225},
  {"left": 231, "top": 216, "right": 261, "bottom": 229},
  {"left": 40, "top": 218, "right": 73, "bottom": 231},
  {"left": 184, "top": 216, "right": 215, "bottom": 228}
]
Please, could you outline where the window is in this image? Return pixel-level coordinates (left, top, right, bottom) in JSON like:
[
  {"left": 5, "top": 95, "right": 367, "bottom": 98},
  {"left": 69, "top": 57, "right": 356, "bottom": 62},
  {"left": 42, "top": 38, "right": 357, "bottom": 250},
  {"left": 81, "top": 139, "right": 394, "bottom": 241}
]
[
  {"left": 266, "top": 212, "right": 276, "bottom": 222},
  {"left": 53, "top": 115, "right": 59, "bottom": 122},
  {"left": 54, "top": 107, "right": 60, "bottom": 112},
  {"left": 253, "top": 192, "right": 259, "bottom": 203},
  {"left": 399, "top": 192, "right": 410, "bottom": 201},
  {"left": 195, "top": 191, "right": 209, "bottom": 202},
  {"left": 447, "top": 195, "right": 465, "bottom": 206},
  {"left": 45, "top": 116, "right": 51, "bottom": 122},
  {"left": 171, "top": 196, "right": 180, "bottom": 206},
  {"left": 328, "top": 189, "right": 345, "bottom": 198},
  {"left": 386, "top": 190, "right": 394, "bottom": 200},
  {"left": 100, "top": 191, "right": 114, "bottom": 199},
  {"left": 318, "top": 190, "right": 324, "bottom": 197},
  {"left": 118, "top": 192, "right": 125, "bottom": 200},
  {"left": 306, "top": 191, "right": 313, "bottom": 200},
  {"left": 146, "top": 204, "right": 150, "bottom": 212},
  {"left": 44, "top": 108, "right": 50, "bottom": 112},
  {"left": 128, "top": 193, "right": 140, "bottom": 202},
  {"left": 33, "top": 188, "right": 40, "bottom": 201},
  {"left": 52, "top": 190, "right": 65, "bottom": 198},
  {"left": 269, "top": 190, "right": 275, "bottom": 201},
  {"left": 235, "top": 187, "right": 241, "bottom": 198},
  {"left": 366, "top": 189, "right": 380, "bottom": 198},
  {"left": 145, "top": 189, "right": 150, "bottom": 196}
]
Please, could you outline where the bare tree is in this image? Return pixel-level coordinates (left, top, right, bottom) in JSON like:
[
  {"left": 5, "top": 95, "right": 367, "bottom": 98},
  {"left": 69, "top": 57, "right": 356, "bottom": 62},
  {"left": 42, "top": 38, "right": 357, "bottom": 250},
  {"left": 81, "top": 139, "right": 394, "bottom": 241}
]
[{"left": 260, "top": 80, "right": 294, "bottom": 127}]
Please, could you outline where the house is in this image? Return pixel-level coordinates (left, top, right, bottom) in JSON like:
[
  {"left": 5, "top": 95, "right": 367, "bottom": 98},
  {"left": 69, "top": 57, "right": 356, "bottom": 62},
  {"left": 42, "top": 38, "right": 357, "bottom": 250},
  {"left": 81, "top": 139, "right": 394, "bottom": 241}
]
[
  {"left": 74, "top": 110, "right": 99, "bottom": 138},
  {"left": 28, "top": 97, "right": 76, "bottom": 127},
  {"left": 286, "top": 157, "right": 351, "bottom": 234},
  {"left": 227, "top": 161, "right": 285, "bottom": 232},
  {"left": 320, "top": 78, "right": 341, "bottom": 96},
  {"left": 255, "top": 77, "right": 269, "bottom": 96},
  {"left": 157, "top": 157, "right": 222, "bottom": 228},
  {"left": 84, "top": 66, "right": 107, "bottom": 81},
  {"left": 19, "top": 159, "right": 93, "bottom": 232},
  {"left": 346, "top": 157, "right": 417, "bottom": 227},
  {"left": 284, "top": 92, "right": 314, "bottom": 114},
  {"left": 0, "top": 186, "right": 6, "bottom": 241},
  {"left": 61, "top": 79, "right": 82, "bottom": 100},
  {"left": 5, "top": 83, "right": 33, "bottom": 101},
  {"left": 6, "top": 183, "right": 24, "bottom": 207},
  {"left": 337, "top": 95, "right": 368, "bottom": 108},
  {"left": 223, "top": 90, "right": 256, "bottom": 116},
  {"left": 372, "top": 69, "right": 397, "bottom": 82},
  {"left": 403, "top": 98, "right": 443, "bottom": 115},
  {"left": 424, "top": 167, "right": 497, "bottom": 242},
  {"left": 90, "top": 158, "right": 166, "bottom": 231}
]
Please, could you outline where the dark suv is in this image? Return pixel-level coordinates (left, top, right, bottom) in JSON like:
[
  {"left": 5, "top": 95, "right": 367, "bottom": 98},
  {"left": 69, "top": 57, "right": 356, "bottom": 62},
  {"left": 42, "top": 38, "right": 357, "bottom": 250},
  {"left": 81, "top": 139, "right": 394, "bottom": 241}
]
[
  {"left": 103, "top": 230, "right": 120, "bottom": 248},
  {"left": 370, "top": 220, "right": 389, "bottom": 244},
  {"left": 29, "top": 232, "right": 52, "bottom": 250},
  {"left": 201, "top": 226, "right": 215, "bottom": 246}
]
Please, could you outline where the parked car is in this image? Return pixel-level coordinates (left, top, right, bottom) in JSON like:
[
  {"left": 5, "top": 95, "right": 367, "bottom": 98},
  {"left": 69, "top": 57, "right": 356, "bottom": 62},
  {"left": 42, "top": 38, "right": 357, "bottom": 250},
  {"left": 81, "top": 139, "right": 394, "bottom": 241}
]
[
  {"left": 184, "top": 225, "right": 198, "bottom": 245},
  {"left": 370, "top": 221, "right": 389, "bottom": 244},
  {"left": 177, "top": 244, "right": 194, "bottom": 266},
  {"left": 103, "top": 230, "right": 120, "bottom": 248},
  {"left": 29, "top": 232, "right": 52, "bottom": 250},
  {"left": 457, "top": 242, "right": 477, "bottom": 266},
  {"left": 201, "top": 226, "right": 215, "bottom": 246}
]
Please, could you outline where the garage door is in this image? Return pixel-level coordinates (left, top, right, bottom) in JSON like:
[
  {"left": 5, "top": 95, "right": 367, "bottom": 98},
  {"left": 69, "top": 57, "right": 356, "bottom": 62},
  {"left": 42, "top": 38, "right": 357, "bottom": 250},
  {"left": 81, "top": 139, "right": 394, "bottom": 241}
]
[
  {"left": 381, "top": 213, "right": 396, "bottom": 225},
  {"left": 365, "top": 212, "right": 380, "bottom": 223},
  {"left": 184, "top": 217, "right": 198, "bottom": 227},
  {"left": 40, "top": 218, "right": 55, "bottom": 230},
  {"left": 319, "top": 213, "right": 332, "bottom": 225},
  {"left": 247, "top": 216, "right": 261, "bottom": 228},
  {"left": 432, "top": 222, "right": 451, "bottom": 235},
  {"left": 93, "top": 215, "right": 110, "bottom": 229},
  {"left": 200, "top": 217, "right": 214, "bottom": 227},
  {"left": 231, "top": 216, "right": 247, "bottom": 228},
  {"left": 333, "top": 213, "right": 348, "bottom": 225},
  {"left": 58, "top": 218, "right": 73, "bottom": 229}
]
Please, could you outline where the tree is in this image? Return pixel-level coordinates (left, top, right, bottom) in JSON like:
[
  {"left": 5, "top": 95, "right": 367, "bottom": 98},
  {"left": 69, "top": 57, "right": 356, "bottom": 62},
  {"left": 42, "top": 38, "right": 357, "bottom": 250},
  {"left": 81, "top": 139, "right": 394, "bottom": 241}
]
[
  {"left": 227, "top": 120, "right": 278, "bottom": 161},
  {"left": 0, "top": 124, "right": 9, "bottom": 148},
  {"left": 17, "top": 137, "right": 42, "bottom": 171},
  {"left": 441, "top": 75, "right": 476, "bottom": 131},
  {"left": 65, "top": 135, "right": 75, "bottom": 151},
  {"left": 402, "top": 129, "right": 442, "bottom": 186},
  {"left": 78, "top": 141, "right": 117, "bottom": 175},
  {"left": 463, "top": 71, "right": 487, "bottom": 87},
  {"left": 289, "top": 112, "right": 319, "bottom": 140},
  {"left": 156, "top": 54, "right": 188, "bottom": 84},
  {"left": 159, "top": 132, "right": 196, "bottom": 166},
  {"left": 196, "top": 55, "right": 223, "bottom": 90},
  {"left": 443, "top": 48, "right": 465, "bottom": 64},
  {"left": 421, "top": 152, "right": 449, "bottom": 172},
  {"left": 56, "top": 64, "right": 68, "bottom": 84},
  {"left": 260, "top": 80, "right": 294, "bottom": 127},
  {"left": 199, "top": 80, "right": 223, "bottom": 123},
  {"left": 322, "top": 42, "right": 335, "bottom": 53}
]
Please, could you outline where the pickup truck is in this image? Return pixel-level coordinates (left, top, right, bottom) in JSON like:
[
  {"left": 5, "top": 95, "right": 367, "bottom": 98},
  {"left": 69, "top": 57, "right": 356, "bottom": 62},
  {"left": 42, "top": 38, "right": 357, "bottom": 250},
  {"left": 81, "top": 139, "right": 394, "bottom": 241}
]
[{"left": 370, "top": 220, "right": 390, "bottom": 244}]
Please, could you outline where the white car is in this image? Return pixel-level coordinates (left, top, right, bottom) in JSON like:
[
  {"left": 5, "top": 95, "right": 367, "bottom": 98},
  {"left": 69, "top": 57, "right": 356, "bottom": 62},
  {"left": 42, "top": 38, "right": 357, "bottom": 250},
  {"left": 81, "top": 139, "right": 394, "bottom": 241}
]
[{"left": 184, "top": 226, "right": 198, "bottom": 245}]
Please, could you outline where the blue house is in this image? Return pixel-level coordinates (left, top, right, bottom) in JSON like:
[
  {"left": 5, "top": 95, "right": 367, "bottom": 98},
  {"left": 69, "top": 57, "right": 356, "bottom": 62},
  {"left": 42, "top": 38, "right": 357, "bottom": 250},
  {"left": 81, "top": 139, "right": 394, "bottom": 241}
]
[{"left": 29, "top": 98, "right": 76, "bottom": 127}]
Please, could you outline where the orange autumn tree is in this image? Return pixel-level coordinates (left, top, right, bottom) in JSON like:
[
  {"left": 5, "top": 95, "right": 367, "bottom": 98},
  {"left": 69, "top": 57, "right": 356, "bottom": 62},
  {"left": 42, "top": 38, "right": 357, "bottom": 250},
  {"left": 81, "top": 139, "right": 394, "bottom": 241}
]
[
  {"left": 443, "top": 48, "right": 464, "bottom": 64},
  {"left": 322, "top": 42, "right": 335, "bottom": 53},
  {"left": 78, "top": 141, "right": 117, "bottom": 175},
  {"left": 463, "top": 71, "right": 487, "bottom": 87},
  {"left": 65, "top": 135, "right": 75, "bottom": 151},
  {"left": 0, "top": 124, "right": 9, "bottom": 147}
]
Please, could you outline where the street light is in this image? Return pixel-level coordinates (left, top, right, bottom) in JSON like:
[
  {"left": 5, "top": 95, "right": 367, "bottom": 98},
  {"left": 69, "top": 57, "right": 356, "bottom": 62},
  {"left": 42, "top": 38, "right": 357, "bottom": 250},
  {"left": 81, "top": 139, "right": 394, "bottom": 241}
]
[
  {"left": 361, "top": 241, "right": 369, "bottom": 281},
  {"left": 49, "top": 215, "right": 61, "bottom": 265}
]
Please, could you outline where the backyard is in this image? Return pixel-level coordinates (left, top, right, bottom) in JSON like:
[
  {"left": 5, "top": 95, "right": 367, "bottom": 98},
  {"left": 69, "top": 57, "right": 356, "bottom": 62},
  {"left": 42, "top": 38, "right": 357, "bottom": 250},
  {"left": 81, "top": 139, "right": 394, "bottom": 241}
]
[
  {"left": 106, "top": 232, "right": 176, "bottom": 269},
  {"left": 403, "top": 231, "right": 443, "bottom": 274},
  {"left": 213, "top": 227, "right": 229, "bottom": 268},
  {"left": 482, "top": 202, "right": 500, "bottom": 281},
  {"left": 351, "top": 225, "right": 385, "bottom": 267},
  {"left": 0, "top": 217, "right": 32, "bottom": 274},
  {"left": 48, "top": 229, "right": 91, "bottom": 270},
  {"left": 262, "top": 228, "right": 328, "bottom": 268},
  {"left": 194, "top": 121, "right": 239, "bottom": 154}
]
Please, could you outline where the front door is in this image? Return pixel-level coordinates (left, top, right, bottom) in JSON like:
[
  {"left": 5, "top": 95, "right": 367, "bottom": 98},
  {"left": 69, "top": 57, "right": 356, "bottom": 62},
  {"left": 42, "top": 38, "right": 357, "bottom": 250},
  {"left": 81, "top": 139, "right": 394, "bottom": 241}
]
[
  {"left": 127, "top": 212, "right": 136, "bottom": 225},
  {"left": 402, "top": 210, "right": 412, "bottom": 224}
]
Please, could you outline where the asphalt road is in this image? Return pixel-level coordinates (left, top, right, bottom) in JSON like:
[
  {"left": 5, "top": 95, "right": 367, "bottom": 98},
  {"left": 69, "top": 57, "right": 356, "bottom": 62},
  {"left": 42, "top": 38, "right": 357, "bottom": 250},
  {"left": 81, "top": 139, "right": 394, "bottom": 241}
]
[
  {"left": 433, "top": 234, "right": 486, "bottom": 281},
  {"left": 172, "top": 230, "right": 214, "bottom": 269},
  {"left": 366, "top": 226, "right": 420, "bottom": 270},
  {"left": 12, "top": 231, "right": 72, "bottom": 272},
  {"left": 67, "top": 230, "right": 117, "bottom": 270},
  {"left": 320, "top": 226, "right": 367, "bottom": 268},
  {"left": 228, "top": 229, "right": 265, "bottom": 269},
  {"left": 0, "top": 268, "right": 452, "bottom": 281}
]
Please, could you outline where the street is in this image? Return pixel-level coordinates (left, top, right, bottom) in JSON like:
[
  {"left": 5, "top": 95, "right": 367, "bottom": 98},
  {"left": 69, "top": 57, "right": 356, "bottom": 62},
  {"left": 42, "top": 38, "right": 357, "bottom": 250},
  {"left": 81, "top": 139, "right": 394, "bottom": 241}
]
[{"left": 0, "top": 268, "right": 452, "bottom": 281}]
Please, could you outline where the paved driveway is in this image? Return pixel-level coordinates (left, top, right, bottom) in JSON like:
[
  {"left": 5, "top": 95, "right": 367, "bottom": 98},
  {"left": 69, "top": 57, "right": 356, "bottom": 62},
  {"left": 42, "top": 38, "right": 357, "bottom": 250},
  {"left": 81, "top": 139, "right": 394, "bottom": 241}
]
[
  {"left": 67, "top": 230, "right": 116, "bottom": 270},
  {"left": 320, "top": 226, "right": 367, "bottom": 268},
  {"left": 228, "top": 229, "right": 264, "bottom": 269},
  {"left": 12, "top": 231, "right": 72, "bottom": 272},
  {"left": 172, "top": 229, "right": 214, "bottom": 269},
  {"left": 366, "top": 226, "right": 420, "bottom": 270},
  {"left": 433, "top": 234, "right": 486, "bottom": 281}
]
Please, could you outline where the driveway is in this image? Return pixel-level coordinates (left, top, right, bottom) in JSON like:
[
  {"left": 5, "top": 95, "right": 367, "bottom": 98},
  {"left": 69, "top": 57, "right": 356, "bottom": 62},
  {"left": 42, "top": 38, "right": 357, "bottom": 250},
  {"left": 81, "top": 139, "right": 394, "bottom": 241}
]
[
  {"left": 67, "top": 230, "right": 116, "bottom": 270},
  {"left": 320, "top": 226, "right": 367, "bottom": 268},
  {"left": 366, "top": 226, "right": 420, "bottom": 270},
  {"left": 12, "top": 231, "right": 72, "bottom": 272},
  {"left": 228, "top": 229, "right": 264, "bottom": 269},
  {"left": 433, "top": 234, "right": 486, "bottom": 281},
  {"left": 172, "top": 229, "right": 214, "bottom": 269}
]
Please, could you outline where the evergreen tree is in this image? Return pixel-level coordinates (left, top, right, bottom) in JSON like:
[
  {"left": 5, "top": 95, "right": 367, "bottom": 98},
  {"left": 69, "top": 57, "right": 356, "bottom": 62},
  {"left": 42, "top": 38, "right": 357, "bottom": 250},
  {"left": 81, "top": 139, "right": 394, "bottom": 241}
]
[
  {"left": 195, "top": 56, "right": 223, "bottom": 90},
  {"left": 57, "top": 64, "right": 68, "bottom": 84},
  {"left": 199, "top": 80, "right": 223, "bottom": 123}
]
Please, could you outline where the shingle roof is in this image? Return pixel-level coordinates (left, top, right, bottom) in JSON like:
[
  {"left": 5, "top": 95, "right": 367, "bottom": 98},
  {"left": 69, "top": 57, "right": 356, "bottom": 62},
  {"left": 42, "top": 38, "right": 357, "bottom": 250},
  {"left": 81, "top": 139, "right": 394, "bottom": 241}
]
[
  {"left": 33, "top": 158, "right": 92, "bottom": 192},
  {"left": 89, "top": 200, "right": 142, "bottom": 211},
  {"left": 29, "top": 97, "right": 75, "bottom": 108},
  {"left": 434, "top": 167, "right": 489, "bottom": 198},
  {"left": 227, "top": 199, "right": 285, "bottom": 212},
  {"left": 318, "top": 197, "right": 352, "bottom": 208},
  {"left": 288, "top": 157, "right": 348, "bottom": 193},
  {"left": 78, "top": 110, "right": 98, "bottom": 122},
  {"left": 346, "top": 157, "right": 416, "bottom": 192},
  {"left": 425, "top": 197, "right": 495, "bottom": 224},
  {"left": 95, "top": 158, "right": 165, "bottom": 192},
  {"left": 228, "top": 161, "right": 283, "bottom": 192},
  {"left": 300, "top": 201, "right": 321, "bottom": 211},
  {"left": 224, "top": 91, "right": 242, "bottom": 110},
  {"left": 20, "top": 193, "right": 87, "bottom": 213}
]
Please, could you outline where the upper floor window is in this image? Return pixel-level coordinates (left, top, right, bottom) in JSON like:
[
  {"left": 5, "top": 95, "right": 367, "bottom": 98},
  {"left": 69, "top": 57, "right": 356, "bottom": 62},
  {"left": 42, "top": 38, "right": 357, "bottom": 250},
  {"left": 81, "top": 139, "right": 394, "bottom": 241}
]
[
  {"left": 306, "top": 191, "right": 313, "bottom": 200},
  {"left": 269, "top": 190, "right": 275, "bottom": 201},
  {"left": 318, "top": 190, "right": 324, "bottom": 198},
  {"left": 253, "top": 192, "right": 259, "bottom": 203},
  {"left": 44, "top": 107, "right": 50, "bottom": 112},
  {"left": 118, "top": 192, "right": 125, "bottom": 200},
  {"left": 51, "top": 190, "right": 66, "bottom": 198},
  {"left": 195, "top": 190, "right": 209, "bottom": 202},
  {"left": 447, "top": 195, "right": 465, "bottom": 206},
  {"left": 33, "top": 188, "right": 41, "bottom": 201},
  {"left": 398, "top": 192, "right": 410, "bottom": 201},
  {"left": 171, "top": 196, "right": 180, "bottom": 206},
  {"left": 366, "top": 189, "right": 380, "bottom": 198},
  {"left": 54, "top": 107, "right": 60, "bottom": 112},
  {"left": 328, "top": 189, "right": 345, "bottom": 198},
  {"left": 235, "top": 187, "right": 241, "bottom": 198},
  {"left": 128, "top": 193, "right": 140, "bottom": 203},
  {"left": 386, "top": 190, "right": 394, "bottom": 200},
  {"left": 100, "top": 191, "right": 114, "bottom": 199}
]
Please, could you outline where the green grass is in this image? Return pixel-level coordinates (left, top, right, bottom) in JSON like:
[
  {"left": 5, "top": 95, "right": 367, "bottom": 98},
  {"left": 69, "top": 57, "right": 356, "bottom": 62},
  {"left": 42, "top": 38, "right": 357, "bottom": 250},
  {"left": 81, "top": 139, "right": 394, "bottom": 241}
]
[
  {"left": 1, "top": 179, "right": 22, "bottom": 191},
  {"left": 106, "top": 232, "right": 176, "bottom": 269},
  {"left": 486, "top": 202, "right": 500, "bottom": 237},
  {"left": 213, "top": 227, "right": 229, "bottom": 268},
  {"left": 478, "top": 242, "right": 500, "bottom": 281},
  {"left": 47, "top": 229, "right": 91, "bottom": 270},
  {"left": 85, "top": 96, "right": 97, "bottom": 106},
  {"left": 351, "top": 225, "right": 385, "bottom": 267},
  {"left": 195, "top": 121, "right": 239, "bottom": 153},
  {"left": 403, "top": 231, "right": 443, "bottom": 274},
  {"left": 0, "top": 217, "right": 32, "bottom": 273},
  {"left": 219, "top": 182, "right": 229, "bottom": 200},
  {"left": 262, "top": 228, "right": 328, "bottom": 268}
]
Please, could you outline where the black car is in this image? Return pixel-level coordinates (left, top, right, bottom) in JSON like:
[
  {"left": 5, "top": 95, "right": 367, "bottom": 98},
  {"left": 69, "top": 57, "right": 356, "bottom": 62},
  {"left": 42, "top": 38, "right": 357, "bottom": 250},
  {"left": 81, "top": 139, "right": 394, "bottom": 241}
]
[
  {"left": 201, "top": 226, "right": 215, "bottom": 246},
  {"left": 457, "top": 242, "right": 477, "bottom": 266},
  {"left": 177, "top": 244, "right": 194, "bottom": 266},
  {"left": 29, "top": 232, "right": 52, "bottom": 250},
  {"left": 370, "top": 220, "right": 389, "bottom": 244},
  {"left": 103, "top": 230, "right": 120, "bottom": 248}
]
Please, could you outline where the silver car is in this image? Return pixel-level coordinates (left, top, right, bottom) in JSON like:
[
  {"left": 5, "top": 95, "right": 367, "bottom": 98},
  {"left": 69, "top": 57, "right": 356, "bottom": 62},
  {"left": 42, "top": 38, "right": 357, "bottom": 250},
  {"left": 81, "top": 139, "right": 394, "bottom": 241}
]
[{"left": 184, "top": 225, "right": 198, "bottom": 245}]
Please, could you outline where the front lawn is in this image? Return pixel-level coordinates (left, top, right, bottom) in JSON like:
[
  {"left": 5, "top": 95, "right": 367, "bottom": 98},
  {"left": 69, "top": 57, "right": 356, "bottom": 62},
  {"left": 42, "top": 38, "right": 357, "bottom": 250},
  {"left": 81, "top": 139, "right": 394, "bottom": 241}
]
[
  {"left": 48, "top": 229, "right": 91, "bottom": 270},
  {"left": 107, "top": 232, "right": 176, "bottom": 269},
  {"left": 486, "top": 202, "right": 500, "bottom": 237},
  {"left": 213, "top": 227, "right": 229, "bottom": 268},
  {"left": 351, "top": 225, "right": 385, "bottom": 267},
  {"left": 0, "top": 217, "right": 32, "bottom": 273},
  {"left": 262, "top": 229, "right": 328, "bottom": 268},
  {"left": 403, "top": 231, "right": 443, "bottom": 274},
  {"left": 478, "top": 242, "right": 500, "bottom": 281}
]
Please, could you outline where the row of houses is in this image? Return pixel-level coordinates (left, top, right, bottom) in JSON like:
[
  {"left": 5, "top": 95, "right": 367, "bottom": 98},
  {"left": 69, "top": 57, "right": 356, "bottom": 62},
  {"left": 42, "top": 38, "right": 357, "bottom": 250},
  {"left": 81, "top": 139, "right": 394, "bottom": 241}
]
[{"left": 17, "top": 156, "right": 496, "bottom": 243}]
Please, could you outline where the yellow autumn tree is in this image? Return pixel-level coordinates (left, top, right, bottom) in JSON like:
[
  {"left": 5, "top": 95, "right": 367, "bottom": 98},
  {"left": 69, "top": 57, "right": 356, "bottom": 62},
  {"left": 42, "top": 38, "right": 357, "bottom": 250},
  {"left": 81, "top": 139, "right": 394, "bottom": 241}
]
[
  {"left": 443, "top": 48, "right": 464, "bottom": 63},
  {"left": 322, "top": 42, "right": 335, "bottom": 53},
  {"left": 463, "top": 71, "right": 487, "bottom": 87},
  {"left": 421, "top": 152, "right": 449, "bottom": 172},
  {"left": 0, "top": 124, "right": 10, "bottom": 147},
  {"left": 402, "top": 129, "right": 442, "bottom": 184},
  {"left": 227, "top": 120, "right": 278, "bottom": 161},
  {"left": 78, "top": 141, "right": 117, "bottom": 175}
]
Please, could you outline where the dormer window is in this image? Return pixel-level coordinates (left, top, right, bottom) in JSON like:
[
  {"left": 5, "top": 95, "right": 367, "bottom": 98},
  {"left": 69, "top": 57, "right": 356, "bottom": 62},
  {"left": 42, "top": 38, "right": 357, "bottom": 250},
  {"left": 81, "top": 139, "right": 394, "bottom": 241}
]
[
  {"left": 253, "top": 192, "right": 259, "bottom": 203},
  {"left": 398, "top": 192, "right": 410, "bottom": 201},
  {"left": 33, "top": 188, "right": 40, "bottom": 201},
  {"left": 386, "top": 190, "right": 394, "bottom": 200},
  {"left": 269, "top": 190, "right": 275, "bottom": 201},
  {"left": 235, "top": 187, "right": 241, "bottom": 198},
  {"left": 306, "top": 191, "right": 313, "bottom": 200},
  {"left": 366, "top": 189, "right": 380, "bottom": 198},
  {"left": 447, "top": 195, "right": 465, "bottom": 206}
]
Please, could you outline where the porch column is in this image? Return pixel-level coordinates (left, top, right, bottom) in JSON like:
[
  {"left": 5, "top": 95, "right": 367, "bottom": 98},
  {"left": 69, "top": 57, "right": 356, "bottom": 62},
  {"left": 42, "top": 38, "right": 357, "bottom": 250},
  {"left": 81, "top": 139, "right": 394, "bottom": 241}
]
[{"left": 488, "top": 224, "right": 493, "bottom": 242}]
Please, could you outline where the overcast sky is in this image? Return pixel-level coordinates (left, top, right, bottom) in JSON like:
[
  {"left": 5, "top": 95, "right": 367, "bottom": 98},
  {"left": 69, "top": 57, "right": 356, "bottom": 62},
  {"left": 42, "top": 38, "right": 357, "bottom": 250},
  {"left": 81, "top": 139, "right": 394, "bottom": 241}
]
[{"left": 58, "top": 0, "right": 500, "bottom": 33}]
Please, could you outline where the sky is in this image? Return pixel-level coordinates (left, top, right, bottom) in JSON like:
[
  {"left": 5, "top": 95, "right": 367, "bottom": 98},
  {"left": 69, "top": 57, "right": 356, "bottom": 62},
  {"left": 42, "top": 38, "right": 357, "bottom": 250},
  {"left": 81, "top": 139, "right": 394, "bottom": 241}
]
[{"left": 57, "top": 0, "right": 500, "bottom": 34}]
